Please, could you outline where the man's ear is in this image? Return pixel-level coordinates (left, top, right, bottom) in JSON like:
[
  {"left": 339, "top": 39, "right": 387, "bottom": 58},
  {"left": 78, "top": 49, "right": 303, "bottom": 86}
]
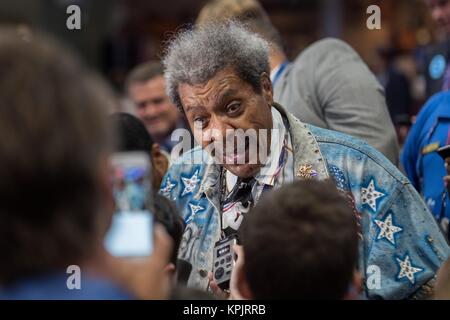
[
  {"left": 343, "top": 270, "right": 362, "bottom": 300},
  {"left": 164, "top": 263, "right": 176, "bottom": 276},
  {"left": 151, "top": 143, "right": 169, "bottom": 189},
  {"left": 260, "top": 72, "right": 273, "bottom": 106}
]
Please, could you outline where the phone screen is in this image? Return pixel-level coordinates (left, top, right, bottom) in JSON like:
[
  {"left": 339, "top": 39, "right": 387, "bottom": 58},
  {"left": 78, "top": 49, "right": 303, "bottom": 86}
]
[{"left": 104, "top": 152, "right": 153, "bottom": 257}]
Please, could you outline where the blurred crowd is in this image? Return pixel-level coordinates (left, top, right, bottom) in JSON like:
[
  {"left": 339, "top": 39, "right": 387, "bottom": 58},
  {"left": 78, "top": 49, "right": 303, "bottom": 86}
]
[{"left": 4, "top": 0, "right": 450, "bottom": 300}]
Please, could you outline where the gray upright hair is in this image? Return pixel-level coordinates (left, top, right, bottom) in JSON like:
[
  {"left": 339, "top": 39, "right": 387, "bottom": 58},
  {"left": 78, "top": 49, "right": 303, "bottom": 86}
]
[{"left": 162, "top": 20, "right": 270, "bottom": 111}]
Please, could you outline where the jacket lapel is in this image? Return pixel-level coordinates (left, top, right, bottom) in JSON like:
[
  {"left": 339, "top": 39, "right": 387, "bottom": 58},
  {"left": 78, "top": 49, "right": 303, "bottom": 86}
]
[
  {"left": 196, "top": 159, "right": 222, "bottom": 214},
  {"left": 273, "top": 103, "right": 330, "bottom": 181}
]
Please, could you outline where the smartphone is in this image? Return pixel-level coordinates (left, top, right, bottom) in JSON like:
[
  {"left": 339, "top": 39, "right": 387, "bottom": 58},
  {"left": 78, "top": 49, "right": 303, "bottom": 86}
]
[
  {"left": 437, "top": 145, "right": 450, "bottom": 160},
  {"left": 104, "top": 152, "right": 154, "bottom": 257}
]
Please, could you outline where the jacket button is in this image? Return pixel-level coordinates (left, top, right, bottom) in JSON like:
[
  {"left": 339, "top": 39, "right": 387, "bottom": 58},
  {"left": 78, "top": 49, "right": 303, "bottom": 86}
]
[{"left": 199, "top": 269, "right": 208, "bottom": 278}]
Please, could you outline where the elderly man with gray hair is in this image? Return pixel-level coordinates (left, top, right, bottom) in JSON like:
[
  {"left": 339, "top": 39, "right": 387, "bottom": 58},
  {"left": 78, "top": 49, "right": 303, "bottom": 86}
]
[
  {"left": 196, "top": 0, "right": 399, "bottom": 166},
  {"left": 160, "top": 21, "right": 449, "bottom": 299}
]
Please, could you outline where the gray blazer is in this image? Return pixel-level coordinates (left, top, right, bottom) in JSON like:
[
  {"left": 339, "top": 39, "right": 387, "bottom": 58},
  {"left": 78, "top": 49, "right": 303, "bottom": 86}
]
[{"left": 273, "top": 38, "right": 399, "bottom": 166}]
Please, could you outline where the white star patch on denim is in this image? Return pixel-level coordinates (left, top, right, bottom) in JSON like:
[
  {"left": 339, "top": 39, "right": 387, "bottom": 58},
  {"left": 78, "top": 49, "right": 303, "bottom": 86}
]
[
  {"left": 374, "top": 214, "right": 402, "bottom": 246},
  {"left": 186, "top": 202, "right": 204, "bottom": 223},
  {"left": 361, "top": 179, "right": 385, "bottom": 212},
  {"left": 181, "top": 170, "right": 200, "bottom": 196},
  {"left": 396, "top": 255, "right": 423, "bottom": 284},
  {"left": 160, "top": 176, "right": 176, "bottom": 197}
]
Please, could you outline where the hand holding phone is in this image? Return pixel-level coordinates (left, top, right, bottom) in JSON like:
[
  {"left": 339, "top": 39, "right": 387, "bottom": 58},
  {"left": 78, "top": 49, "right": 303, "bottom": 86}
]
[
  {"left": 104, "top": 152, "right": 154, "bottom": 257},
  {"left": 110, "top": 224, "right": 173, "bottom": 300}
]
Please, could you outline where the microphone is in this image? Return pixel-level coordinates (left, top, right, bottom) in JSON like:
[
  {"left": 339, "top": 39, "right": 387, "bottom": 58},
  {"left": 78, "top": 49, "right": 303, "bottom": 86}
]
[{"left": 176, "top": 259, "right": 192, "bottom": 285}]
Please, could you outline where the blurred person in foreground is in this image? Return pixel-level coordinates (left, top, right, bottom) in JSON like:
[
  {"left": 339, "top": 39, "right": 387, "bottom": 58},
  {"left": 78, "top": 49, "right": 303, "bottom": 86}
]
[
  {"left": 435, "top": 257, "right": 450, "bottom": 299},
  {"left": 228, "top": 180, "right": 361, "bottom": 300},
  {"left": 110, "top": 112, "right": 184, "bottom": 285},
  {"left": 125, "top": 61, "right": 193, "bottom": 158},
  {"left": 160, "top": 21, "right": 449, "bottom": 300},
  {"left": 0, "top": 28, "right": 172, "bottom": 300},
  {"left": 109, "top": 112, "right": 214, "bottom": 299},
  {"left": 401, "top": 92, "right": 450, "bottom": 239},
  {"left": 196, "top": 0, "right": 399, "bottom": 166},
  {"left": 110, "top": 112, "right": 169, "bottom": 190}
]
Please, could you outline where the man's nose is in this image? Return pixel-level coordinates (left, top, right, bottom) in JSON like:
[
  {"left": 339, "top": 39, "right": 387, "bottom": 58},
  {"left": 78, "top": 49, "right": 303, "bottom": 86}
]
[
  {"left": 207, "top": 116, "right": 230, "bottom": 143},
  {"left": 143, "top": 103, "right": 160, "bottom": 117}
]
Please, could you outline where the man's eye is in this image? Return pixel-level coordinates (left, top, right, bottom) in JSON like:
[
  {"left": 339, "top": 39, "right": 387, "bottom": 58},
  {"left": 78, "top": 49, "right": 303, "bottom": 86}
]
[
  {"left": 153, "top": 97, "right": 165, "bottom": 105},
  {"left": 227, "top": 103, "right": 241, "bottom": 115},
  {"left": 137, "top": 102, "right": 147, "bottom": 109},
  {"left": 194, "top": 117, "right": 207, "bottom": 129}
]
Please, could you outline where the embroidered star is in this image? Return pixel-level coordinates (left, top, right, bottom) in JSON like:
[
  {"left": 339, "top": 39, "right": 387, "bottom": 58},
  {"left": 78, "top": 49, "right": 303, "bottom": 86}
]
[
  {"left": 361, "top": 179, "right": 385, "bottom": 212},
  {"left": 374, "top": 214, "right": 403, "bottom": 246},
  {"left": 181, "top": 170, "right": 200, "bottom": 196},
  {"left": 186, "top": 202, "right": 205, "bottom": 223},
  {"left": 160, "top": 177, "right": 176, "bottom": 197},
  {"left": 396, "top": 255, "right": 423, "bottom": 284}
]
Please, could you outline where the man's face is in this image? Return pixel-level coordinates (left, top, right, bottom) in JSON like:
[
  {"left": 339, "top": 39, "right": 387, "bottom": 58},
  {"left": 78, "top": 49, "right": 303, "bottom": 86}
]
[
  {"left": 426, "top": 0, "right": 450, "bottom": 35},
  {"left": 129, "top": 75, "right": 180, "bottom": 141},
  {"left": 178, "top": 68, "right": 273, "bottom": 178}
]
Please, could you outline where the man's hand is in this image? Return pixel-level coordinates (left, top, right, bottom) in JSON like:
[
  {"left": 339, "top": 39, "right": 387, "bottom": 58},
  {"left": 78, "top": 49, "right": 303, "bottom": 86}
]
[
  {"left": 208, "top": 271, "right": 230, "bottom": 300},
  {"left": 111, "top": 224, "right": 173, "bottom": 300},
  {"left": 229, "top": 245, "right": 245, "bottom": 300},
  {"left": 208, "top": 244, "right": 246, "bottom": 300}
]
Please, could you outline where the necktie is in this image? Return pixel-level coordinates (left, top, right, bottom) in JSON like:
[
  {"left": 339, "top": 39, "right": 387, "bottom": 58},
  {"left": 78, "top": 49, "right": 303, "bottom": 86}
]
[{"left": 221, "top": 176, "right": 257, "bottom": 237}]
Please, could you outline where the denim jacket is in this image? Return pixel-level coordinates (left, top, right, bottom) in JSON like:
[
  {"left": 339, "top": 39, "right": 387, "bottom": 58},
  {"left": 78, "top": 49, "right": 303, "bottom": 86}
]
[{"left": 160, "top": 104, "right": 450, "bottom": 299}]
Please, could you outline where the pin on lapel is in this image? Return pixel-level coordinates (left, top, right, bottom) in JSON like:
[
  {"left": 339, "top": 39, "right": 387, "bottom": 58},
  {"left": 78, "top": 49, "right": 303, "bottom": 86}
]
[{"left": 296, "top": 164, "right": 318, "bottom": 180}]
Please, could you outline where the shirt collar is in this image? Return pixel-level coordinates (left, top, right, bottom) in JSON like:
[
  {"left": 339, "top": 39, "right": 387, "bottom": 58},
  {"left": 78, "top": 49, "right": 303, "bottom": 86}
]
[{"left": 255, "top": 107, "right": 287, "bottom": 186}]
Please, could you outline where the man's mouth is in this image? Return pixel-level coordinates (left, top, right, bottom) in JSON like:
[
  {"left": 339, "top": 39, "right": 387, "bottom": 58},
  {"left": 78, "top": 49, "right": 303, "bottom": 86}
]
[{"left": 144, "top": 117, "right": 161, "bottom": 125}]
